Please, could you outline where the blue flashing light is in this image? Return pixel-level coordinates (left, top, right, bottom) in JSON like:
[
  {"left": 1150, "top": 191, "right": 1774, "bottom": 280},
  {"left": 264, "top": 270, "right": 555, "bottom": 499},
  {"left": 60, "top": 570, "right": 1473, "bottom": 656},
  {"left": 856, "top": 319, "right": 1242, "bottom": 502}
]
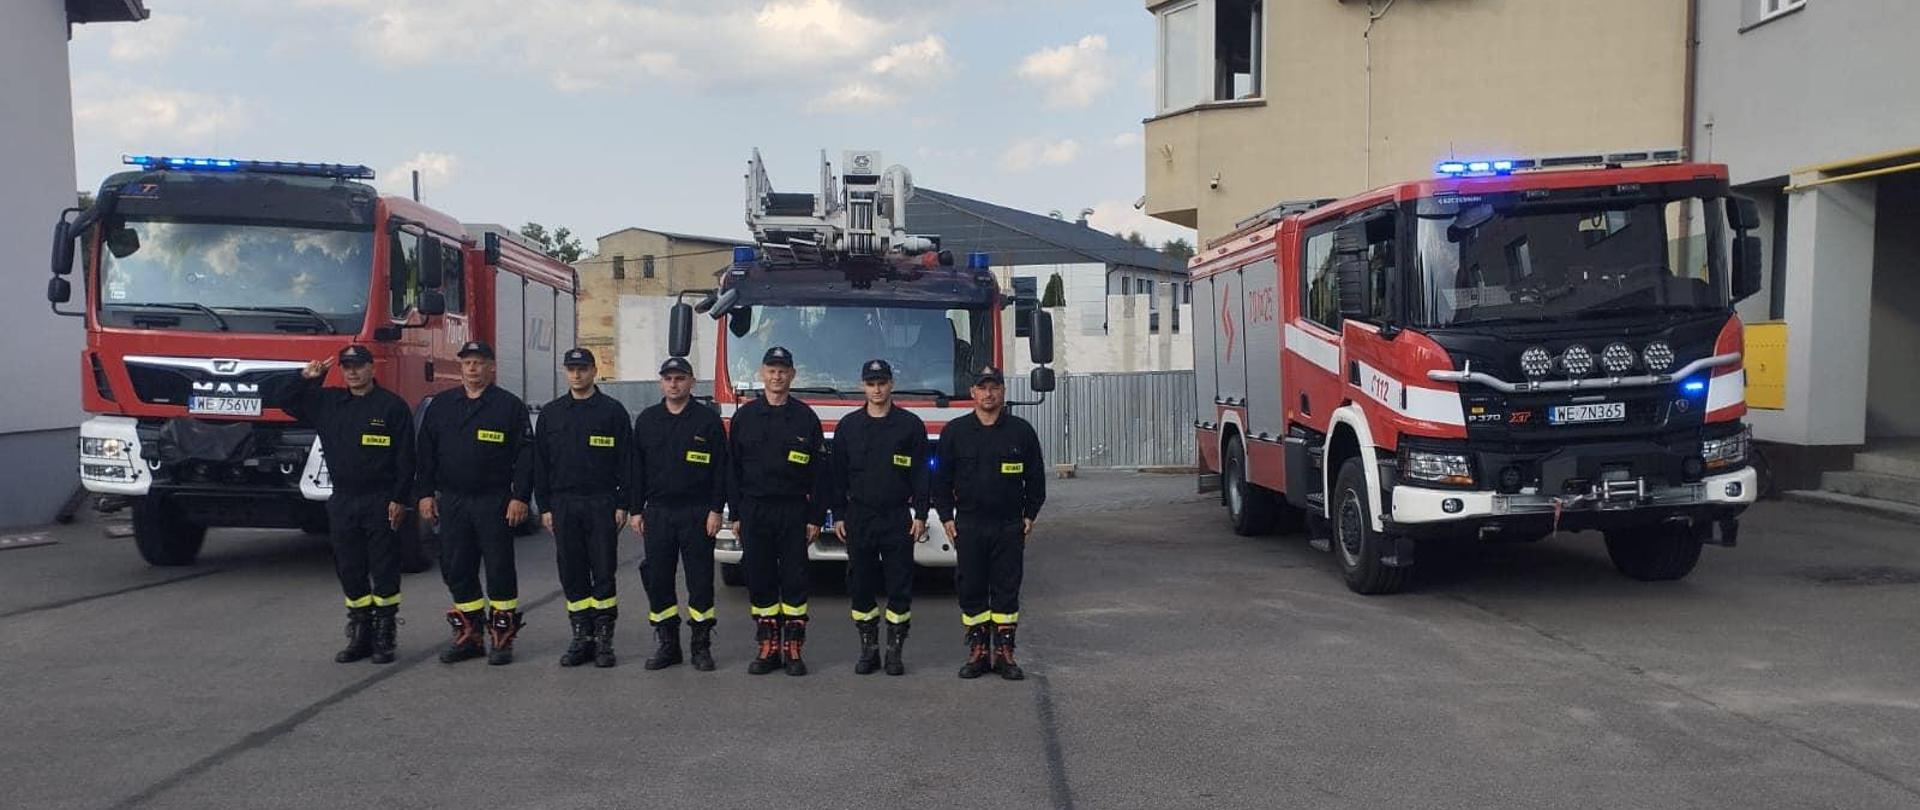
[
  {"left": 732, "top": 246, "right": 757, "bottom": 264},
  {"left": 1437, "top": 161, "right": 1470, "bottom": 175},
  {"left": 967, "top": 251, "right": 990, "bottom": 270},
  {"left": 1682, "top": 379, "right": 1707, "bottom": 395},
  {"left": 1436, "top": 158, "right": 1517, "bottom": 178},
  {"left": 121, "top": 154, "right": 374, "bottom": 180}
]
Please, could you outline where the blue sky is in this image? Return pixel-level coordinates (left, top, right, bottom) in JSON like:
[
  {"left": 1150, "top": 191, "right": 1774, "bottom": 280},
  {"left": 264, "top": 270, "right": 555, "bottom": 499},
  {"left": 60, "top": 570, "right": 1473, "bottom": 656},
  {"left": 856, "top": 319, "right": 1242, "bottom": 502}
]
[{"left": 69, "top": 0, "right": 1194, "bottom": 252}]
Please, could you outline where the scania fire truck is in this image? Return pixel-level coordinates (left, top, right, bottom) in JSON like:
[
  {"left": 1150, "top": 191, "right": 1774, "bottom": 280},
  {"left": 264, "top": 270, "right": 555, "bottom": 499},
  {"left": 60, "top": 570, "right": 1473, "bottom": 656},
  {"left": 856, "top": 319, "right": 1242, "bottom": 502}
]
[
  {"left": 48, "top": 155, "right": 577, "bottom": 567},
  {"left": 663, "top": 149, "right": 1056, "bottom": 585},
  {"left": 1190, "top": 151, "right": 1762, "bottom": 594}
]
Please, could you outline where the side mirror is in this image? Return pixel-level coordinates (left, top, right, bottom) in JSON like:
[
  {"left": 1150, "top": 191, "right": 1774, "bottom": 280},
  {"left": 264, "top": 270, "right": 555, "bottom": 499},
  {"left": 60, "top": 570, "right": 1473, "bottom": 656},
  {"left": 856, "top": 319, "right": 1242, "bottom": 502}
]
[
  {"left": 417, "top": 290, "right": 447, "bottom": 317},
  {"left": 51, "top": 220, "right": 74, "bottom": 276},
  {"left": 1029, "top": 310, "right": 1055, "bottom": 365},
  {"left": 1731, "top": 234, "right": 1763, "bottom": 302},
  {"left": 668, "top": 302, "right": 694, "bottom": 358},
  {"left": 1727, "top": 197, "right": 1761, "bottom": 231},
  {"left": 47, "top": 276, "right": 72, "bottom": 304},
  {"left": 1029, "top": 366, "right": 1056, "bottom": 393},
  {"left": 1334, "top": 223, "right": 1370, "bottom": 318},
  {"left": 419, "top": 239, "right": 446, "bottom": 288}
]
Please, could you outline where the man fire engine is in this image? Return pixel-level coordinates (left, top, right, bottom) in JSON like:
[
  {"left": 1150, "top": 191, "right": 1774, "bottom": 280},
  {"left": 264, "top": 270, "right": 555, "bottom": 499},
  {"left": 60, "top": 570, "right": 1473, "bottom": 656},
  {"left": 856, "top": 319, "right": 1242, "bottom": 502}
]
[
  {"left": 662, "top": 149, "right": 1058, "bottom": 588},
  {"left": 1189, "top": 150, "right": 1762, "bottom": 594},
  {"left": 48, "top": 155, "right": 576, "bottom": 568}
]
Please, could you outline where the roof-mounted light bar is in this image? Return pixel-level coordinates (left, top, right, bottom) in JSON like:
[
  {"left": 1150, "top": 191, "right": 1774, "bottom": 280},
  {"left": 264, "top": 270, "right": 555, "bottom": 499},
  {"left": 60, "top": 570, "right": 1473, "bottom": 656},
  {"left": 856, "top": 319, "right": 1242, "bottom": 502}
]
[
  {"left": 1436, "top": 148, "right": 1685, "bottom": 178},
  {"left": 122, "top": 154, "right": 376, "bottom": 180}
]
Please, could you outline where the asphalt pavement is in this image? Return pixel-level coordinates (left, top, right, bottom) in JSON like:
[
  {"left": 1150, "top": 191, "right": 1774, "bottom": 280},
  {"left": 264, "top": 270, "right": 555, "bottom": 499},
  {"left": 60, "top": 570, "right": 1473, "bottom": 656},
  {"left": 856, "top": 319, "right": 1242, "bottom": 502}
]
[{"left": 3, "top": 472, "right": 1918, "bottom": 809}]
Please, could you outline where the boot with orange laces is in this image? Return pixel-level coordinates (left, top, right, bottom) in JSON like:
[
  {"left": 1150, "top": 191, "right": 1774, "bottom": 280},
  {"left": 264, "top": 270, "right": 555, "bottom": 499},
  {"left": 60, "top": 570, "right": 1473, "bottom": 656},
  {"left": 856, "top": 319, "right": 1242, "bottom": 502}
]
[
  {"left": 782, "top": 618, "right": 809, "bottom": 677},
  {"left": 956, "top": 624, "right": 992, "bottom": 679},
  {"left": 487, "top": 608, "right": 524, "bottom": 665},
  {"left": 441, "top": 607, "right": 486, "bottom": 664},
  {"left": 992, "top": 623, "right": 1024, "bottom": 681},
  {"left": 746, "top": 617, "right": 783, "bottom": 675}
]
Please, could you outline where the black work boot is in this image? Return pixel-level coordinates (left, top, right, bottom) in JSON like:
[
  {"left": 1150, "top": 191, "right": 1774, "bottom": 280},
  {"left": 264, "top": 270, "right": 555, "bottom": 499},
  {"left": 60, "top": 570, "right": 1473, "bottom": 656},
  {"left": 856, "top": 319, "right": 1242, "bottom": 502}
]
[
  {"left": 853, "top": 619, "right": 881, "bottom": 675},
  {"left": 782, "top": 618, "right": 809, "bottom": 677},
  {"left": 644, "top": 618, "right": 681, "bottom": 670},
  {"left": 993, "top": 623, "right": 1025, "bottom": 681},
  {"left": 335, "top": 607, "right": 373, "bottom": 663},
  {"left": 957, "top": 624, "right": 992, "bottom": 679},
  {"left": 593, "top": 612, "right": 619, "bottom": 668},
  {"left": 369, "top": 605, "right": 399, "bottom": 665},
  {"left": 559, "top": 610, "right": 597, "bottom": 668},
  {"left": 689, "top": 623, "right": 716, "bottom": 672},
  {"left": 440, "top": 609, "right": 486, "bottom": 664},
  {"left": 883, "top": 620, "right": 910, "bottom": 677},
  {"left": 486, "top": 608, "right": 523, "bottom": 666},
  {"left": 747, "top": 617, "right": 783, "bottom": 675}
]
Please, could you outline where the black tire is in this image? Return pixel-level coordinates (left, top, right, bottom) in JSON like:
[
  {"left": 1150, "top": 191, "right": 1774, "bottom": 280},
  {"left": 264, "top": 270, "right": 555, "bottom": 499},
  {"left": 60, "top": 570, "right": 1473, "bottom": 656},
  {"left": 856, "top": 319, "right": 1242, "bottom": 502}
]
[
  {"left": 398, "top": 512, "right": 435, "bottom": 574},
  {"left": 720, "top": 562, "right": 745, "bottom": 587},
  {"left": 1604, "top": 523, "right": 1705, "bottom": 581},
  {"left": 131, "top": 495, "right": 207, "bottom": 567},
  {"left": 1332, "top": 458, "right": 1412, "bottom": 595},
  {"left": 1224, "top": 436, "right": 1277, "bottom": 536}
]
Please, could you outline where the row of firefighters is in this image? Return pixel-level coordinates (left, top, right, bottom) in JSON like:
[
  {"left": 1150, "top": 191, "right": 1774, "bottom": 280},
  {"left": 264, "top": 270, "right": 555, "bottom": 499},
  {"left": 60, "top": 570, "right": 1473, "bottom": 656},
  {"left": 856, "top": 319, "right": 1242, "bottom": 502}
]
[{"left": 275, "top": 339, "right": 1047, "bottom": 680}]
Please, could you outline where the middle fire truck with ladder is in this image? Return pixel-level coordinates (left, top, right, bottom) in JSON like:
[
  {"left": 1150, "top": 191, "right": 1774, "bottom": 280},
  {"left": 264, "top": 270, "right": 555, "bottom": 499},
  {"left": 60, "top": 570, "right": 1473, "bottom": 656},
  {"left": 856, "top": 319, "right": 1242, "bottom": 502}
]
[{"left": 1190, "top": 150, "right": 1763, "bottom": 594}]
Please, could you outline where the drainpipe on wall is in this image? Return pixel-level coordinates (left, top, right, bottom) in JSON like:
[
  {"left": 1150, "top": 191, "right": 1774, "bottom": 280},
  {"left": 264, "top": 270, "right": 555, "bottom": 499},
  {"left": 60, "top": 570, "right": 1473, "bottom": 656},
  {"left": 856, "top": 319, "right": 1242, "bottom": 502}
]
[{"left": 1683, "top": 0, "right": 1699, "bottom": 163}]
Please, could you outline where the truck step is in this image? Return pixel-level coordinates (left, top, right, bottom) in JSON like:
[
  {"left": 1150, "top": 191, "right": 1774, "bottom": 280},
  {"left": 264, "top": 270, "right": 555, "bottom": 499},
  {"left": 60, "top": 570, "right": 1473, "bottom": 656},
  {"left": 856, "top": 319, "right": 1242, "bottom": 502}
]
[{"left": 1819, "top": 469, "right": 1920, "bottom": 508}]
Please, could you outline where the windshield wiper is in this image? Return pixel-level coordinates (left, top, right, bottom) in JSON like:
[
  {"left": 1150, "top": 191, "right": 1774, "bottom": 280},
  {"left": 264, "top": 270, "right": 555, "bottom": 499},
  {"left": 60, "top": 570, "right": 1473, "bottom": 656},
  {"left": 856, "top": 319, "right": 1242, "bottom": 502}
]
[
  {"left": 114, "top": 302, "right": 230, "bottom": 331},
  {"left": 1445, "top": 314, "right": 1560, "bottom": 327},
  {"left": 1569, "top": 303, "right": 1711, "bottom": 320},
  {"left": 892, "top": 388, "right": 954, "bottom": 405},
  {"left": 789, "top": 386, "right": 853, "bottom": 397},
  {"left": 218, "top": 305, "right": 338, "bottom": 334}
]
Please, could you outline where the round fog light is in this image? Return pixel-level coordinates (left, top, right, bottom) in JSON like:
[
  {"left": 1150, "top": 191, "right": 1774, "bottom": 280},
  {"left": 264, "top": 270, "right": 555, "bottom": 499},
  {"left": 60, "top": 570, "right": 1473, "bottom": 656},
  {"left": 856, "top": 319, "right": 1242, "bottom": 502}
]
[
  {"left": 1725, "top": 482, "right": 1743, "bottom": 498},
  {"left": 1442, "top": 498, "right": 1465, "bottom": 514},
  {"left": 1682, "top": 456, "right": 1705, "bottom": 482}
]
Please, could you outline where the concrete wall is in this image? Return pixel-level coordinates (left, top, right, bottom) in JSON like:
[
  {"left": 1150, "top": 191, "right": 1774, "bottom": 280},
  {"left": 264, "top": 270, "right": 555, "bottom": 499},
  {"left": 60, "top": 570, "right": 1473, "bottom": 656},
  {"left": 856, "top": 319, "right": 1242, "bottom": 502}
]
[
  {"left": 1866, "top": 176, "right": 1920, "bottom": 439},
  {"left": 576, "top": 230, "right": 738, "bottom": 379},
  {"left": 615, "top": 293, "right": 718, "bottom": 382},
  {"left": 1693, "top": 0, "right": 1920, "bottom": 183},
  {"left": 996, "top": 263, "right": 1193, "bottom": 375},
  {"left": 1, "top": 1, "right": 84, "bottom": 527},
  {"left": 1144, "top": 0, "right": 1687, "bottom": 241}
]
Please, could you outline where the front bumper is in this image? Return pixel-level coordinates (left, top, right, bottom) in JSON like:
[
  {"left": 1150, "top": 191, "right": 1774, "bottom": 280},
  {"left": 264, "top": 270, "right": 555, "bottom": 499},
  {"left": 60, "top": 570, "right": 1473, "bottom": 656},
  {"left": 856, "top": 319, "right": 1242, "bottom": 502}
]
[
  {"left": 713, "top": 516, "right": 957, "bottom": 567},
  {"left": 77, "top": 414, "right": 323, "bottom": 500},
  {"left": 1391, "top": 466, "right": 1756, "bottom": 532}
]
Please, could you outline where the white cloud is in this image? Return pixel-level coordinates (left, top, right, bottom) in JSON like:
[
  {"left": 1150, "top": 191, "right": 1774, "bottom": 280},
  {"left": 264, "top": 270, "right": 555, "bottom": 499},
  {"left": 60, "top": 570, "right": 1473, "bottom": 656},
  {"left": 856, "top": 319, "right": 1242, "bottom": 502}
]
[
  {"left": 869, "top": 35, "right": 953, "bottom": 81},
  {"left": 1016, "top": 34, "right": 1116, "bottom": 109},
  {"left": 379, "top": 152, "right": 461, "bottom": 197},
  {"left": 1085, "top": 199, "right": 1195, "bottom": 248},
  {"left": 1110, "top": 132, "right": 1143, "bottom": 148},
  {"left": 1000, "top": 138, "right": 1082, "bottom": 172},
  {"left": 107, "top": 14, "right": 194, "bottom": 62},
  {"left": 71, "top": 78, "right": 251, "bottom": 146},
  {"left": 808, "top": 82, "right": 899, "bottom": 113}
]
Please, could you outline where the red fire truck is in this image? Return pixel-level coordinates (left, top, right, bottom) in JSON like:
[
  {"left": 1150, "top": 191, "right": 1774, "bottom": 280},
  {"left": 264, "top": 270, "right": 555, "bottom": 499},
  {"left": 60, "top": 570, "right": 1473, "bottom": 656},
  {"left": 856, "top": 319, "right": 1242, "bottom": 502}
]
[
  {"left": 46, "top": 155, "right": 576, "bottom": 567},
  {"left": 1190, "top": 151, "right": 1763, "bottom": 594},
  {"left": 664, "top": 149, "right": 1056, "bottom": 585}
]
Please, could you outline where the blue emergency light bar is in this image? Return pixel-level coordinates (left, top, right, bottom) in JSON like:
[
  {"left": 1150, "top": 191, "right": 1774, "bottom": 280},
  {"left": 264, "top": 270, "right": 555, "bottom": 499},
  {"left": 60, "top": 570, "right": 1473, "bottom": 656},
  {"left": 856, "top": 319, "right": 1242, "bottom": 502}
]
[
  {"left": 1436, "top": 159, "right": 1516, "bottom": 177},
  {"left": 966, "top": 252, "right": 990, "bottom": 270},
  {"left": 1436, "top": 149, "right": 1686, "bottom": 178},
  {"left": 732, "top": 246, "right": 757, "bottom": 264},
  {"left": 123, "top": 154, "right": 376, "bottom": 180}
]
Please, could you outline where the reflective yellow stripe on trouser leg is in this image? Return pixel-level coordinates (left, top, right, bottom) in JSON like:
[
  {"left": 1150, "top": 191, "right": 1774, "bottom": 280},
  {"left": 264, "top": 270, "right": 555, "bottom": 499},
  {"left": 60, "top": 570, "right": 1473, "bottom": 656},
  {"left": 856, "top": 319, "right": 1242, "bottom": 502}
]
[
  {"left": 884, "top": 610, "right": 911, "bottom": 624},
  {"left": 687, "top": 606, "right": 716, "bottom": 623},
  {"left": 566, "top": 598, "right": 595, "bottom": 613},
  {"left": 370, "top": 593, "right": 402, "bottom": 607},
  {"left": 648, "top": 605, "right": 680, "bottom": 623},
  {"left": 344, "top": 594, "right": 374, "bottom": 609},
  {"left": 749, "top": 604, "right": 780, "bottom": 618},
  {"left": 990, "top": 612, "right": 1019, "bottom": 625},
  {"left": 454, "top": 598, "right": 487, "bottom": 613},
  {"left": 962, "top": 611, "right": 992, "bottom": 627},
  {"left": 849, "top": 606, "right": 882, "bottom": 622},
  {"left": 780, "top": 603, "right": 808, "bottom": 618}
]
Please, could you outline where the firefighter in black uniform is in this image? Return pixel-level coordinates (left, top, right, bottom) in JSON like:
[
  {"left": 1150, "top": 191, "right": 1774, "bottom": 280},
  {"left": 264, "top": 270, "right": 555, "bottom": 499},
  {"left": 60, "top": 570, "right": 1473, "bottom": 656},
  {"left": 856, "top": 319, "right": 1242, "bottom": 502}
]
[
  {"left": 534, "top": 348, "right": 632, "bottom": 669},
  {"left": 628, "top": 356, "right": 729, "bottom": 672},
  {"left": 824, "top": 359, "right": 930, "bottom": 676},
  {"left": 728, "top": 345, "right": 826, "bottom": 676},
  {"left": 932, "top": 364, "right": 1046, "bottom": 680},
  {"left": 272, "top": 345, "right": 414, "bottom": 664},
  {"left": 416, "top": 340, "right": 535, "bottom": 666}
]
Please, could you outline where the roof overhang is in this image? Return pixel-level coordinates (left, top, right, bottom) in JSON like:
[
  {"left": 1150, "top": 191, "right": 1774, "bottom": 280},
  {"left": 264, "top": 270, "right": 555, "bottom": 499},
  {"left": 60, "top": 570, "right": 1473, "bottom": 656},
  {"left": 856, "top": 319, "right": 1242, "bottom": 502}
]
[{"left": 67, "top": 0, "right": 148, "bottom": 24}]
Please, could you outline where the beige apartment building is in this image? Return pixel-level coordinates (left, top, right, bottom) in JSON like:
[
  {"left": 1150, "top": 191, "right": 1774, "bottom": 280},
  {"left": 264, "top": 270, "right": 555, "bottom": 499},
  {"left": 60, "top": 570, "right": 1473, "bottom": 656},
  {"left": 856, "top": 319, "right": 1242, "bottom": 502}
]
[
  {"left": 1143, "top": 0, "right": 1689, "bottom": 242},
  {"left": 576, "top": 228, "right": 743, "bottom": 379}
]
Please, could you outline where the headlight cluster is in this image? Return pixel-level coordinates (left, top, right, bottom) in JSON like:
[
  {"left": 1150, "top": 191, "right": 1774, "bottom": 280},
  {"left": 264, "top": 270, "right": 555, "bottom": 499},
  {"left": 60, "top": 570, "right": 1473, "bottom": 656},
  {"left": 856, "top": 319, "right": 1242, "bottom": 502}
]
[
  {"left": 81, "top": 437, "right": 128, "bottom": 458},
  {"left": 1701, "top": 429, "right": 1749, "bottom": 470},
  {"left": 1520, "top": 340, "right": 1677, "bottom": 378},
  {"left": 1403, "top": 450, "right": 1474, "bottom": 486},
  {"left": 1520, "top": 346, "right": 1554, "bottom": 379}
]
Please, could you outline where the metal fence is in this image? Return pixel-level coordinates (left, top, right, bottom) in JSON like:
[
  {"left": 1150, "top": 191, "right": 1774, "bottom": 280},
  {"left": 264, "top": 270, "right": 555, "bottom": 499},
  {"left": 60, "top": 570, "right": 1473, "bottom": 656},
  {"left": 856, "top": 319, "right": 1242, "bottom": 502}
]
[{"left": 599, "top": 371, "right": 1197, "bottom": 469}]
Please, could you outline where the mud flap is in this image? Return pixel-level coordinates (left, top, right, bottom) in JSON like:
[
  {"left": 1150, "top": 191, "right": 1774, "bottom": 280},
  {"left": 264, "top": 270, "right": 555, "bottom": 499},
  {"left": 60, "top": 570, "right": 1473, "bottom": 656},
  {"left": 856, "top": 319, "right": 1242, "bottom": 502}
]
[{"left": 1379, "top": 534, "right": 1417, "bottom": 568}]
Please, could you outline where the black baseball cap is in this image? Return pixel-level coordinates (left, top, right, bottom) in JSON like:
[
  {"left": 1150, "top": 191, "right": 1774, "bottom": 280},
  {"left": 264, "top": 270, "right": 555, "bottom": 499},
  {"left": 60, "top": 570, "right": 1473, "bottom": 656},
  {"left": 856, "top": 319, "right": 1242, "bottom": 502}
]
[
  {"left": 659, "top": 357, "right": 694, "bottom": 376},
  {"left": 562, "top": 347, "right": 596, "bottom": 367},
  {"left": 762, "top": 346, "right": 794, "bottom": 367},
  {"left": 861, "top": 359, "right": 893, "bottom": 381},
  {"left": 972, "top": 364, "right": 1005, "bottom": 385},
  {"left": 457, "top": 340, "right": 495, "bottom": 359},
  {"left": 337, "top": 345, "right": 373, "bottom": 366}
]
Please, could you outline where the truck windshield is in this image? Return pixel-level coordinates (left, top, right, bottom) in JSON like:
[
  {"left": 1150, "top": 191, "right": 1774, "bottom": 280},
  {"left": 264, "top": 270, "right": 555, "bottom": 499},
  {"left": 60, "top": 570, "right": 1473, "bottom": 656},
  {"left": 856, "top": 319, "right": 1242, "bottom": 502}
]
[
  {"left": 725, "top": 304, "right": 995, "bottom": 398},
  {"left": 97, "top": 219, "right": 375, "bottom": 333},
  {"left": 1413, "top": 195, "right": 1730, "bottom": 328}
]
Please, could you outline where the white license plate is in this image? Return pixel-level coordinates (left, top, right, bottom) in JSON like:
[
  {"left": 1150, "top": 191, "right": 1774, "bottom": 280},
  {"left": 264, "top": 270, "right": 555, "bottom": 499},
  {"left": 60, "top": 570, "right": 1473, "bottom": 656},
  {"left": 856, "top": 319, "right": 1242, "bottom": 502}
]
[
  {"left": 189, "top": 396, "right": 262, "bottom": 416},
  {"left": 1549, "top": 402, "right": 1626, "bottom": 425}
]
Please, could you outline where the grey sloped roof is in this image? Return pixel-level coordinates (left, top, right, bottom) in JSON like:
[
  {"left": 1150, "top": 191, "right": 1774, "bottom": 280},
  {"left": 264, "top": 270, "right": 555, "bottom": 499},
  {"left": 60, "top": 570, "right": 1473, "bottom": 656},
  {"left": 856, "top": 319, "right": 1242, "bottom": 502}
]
[{"left": 908, "top": 188, "right": 1185, "bottom": 274}]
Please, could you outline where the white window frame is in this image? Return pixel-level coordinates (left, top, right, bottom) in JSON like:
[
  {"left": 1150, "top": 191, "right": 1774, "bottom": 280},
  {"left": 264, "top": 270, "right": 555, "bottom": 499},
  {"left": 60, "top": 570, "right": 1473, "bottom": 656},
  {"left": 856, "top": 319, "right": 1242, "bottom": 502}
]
[
  {"left": 1760, "top": 0, "right": 1806, "bottom": 21},
  {"left": 1154, "top": 0, "right": 1265, "bottom": 114}
]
